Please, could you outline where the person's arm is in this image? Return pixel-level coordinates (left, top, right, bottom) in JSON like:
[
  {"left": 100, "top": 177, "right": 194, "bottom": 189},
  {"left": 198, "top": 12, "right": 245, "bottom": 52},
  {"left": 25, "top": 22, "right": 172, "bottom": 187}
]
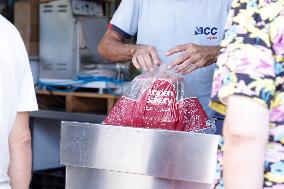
[
  {"left": 223, "top": 95, "right": 269, "bottom": 189},
  {"left": 166, "top": 44, "right": 221, "bottom": 74},
  {"left": 8, "top": 112, "right": 32, "bottom": 189},
  {"left": 98, "top": 28, "right": 137, "bottom": 62},
  {"left": 98, "top": 28, "right": 162, "bottom": 71}
]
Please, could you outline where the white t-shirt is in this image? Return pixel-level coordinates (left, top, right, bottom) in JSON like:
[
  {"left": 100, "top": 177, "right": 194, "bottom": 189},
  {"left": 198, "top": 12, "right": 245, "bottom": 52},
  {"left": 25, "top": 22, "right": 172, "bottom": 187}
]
[
  {"left": 0, "top": 15, "right": 38, "bottom": 189},
  {"left": 110, "top": 0, "right": 232, "bottom": 118}
]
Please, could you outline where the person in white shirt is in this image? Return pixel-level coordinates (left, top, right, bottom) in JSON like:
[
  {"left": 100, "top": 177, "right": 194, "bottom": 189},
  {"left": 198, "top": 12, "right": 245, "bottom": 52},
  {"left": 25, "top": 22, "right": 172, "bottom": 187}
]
[{"left": 0, "top": 15, "right": 38, "bottom": 189}]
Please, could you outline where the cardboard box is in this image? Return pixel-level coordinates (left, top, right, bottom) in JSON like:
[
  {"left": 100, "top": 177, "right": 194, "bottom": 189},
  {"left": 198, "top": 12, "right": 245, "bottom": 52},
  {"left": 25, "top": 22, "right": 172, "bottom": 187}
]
[{"left": 14, "top": 0, "right": 39, "bottom": 56}]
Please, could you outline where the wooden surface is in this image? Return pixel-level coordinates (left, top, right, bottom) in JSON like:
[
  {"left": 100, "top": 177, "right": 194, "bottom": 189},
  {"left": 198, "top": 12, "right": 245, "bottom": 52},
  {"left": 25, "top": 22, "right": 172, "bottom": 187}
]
[
  {"left": 36, "top": 90, "right": 120, "bottom": 114},
  {"left": 36, "top": 90, "right": 118, "bottom": 99}
]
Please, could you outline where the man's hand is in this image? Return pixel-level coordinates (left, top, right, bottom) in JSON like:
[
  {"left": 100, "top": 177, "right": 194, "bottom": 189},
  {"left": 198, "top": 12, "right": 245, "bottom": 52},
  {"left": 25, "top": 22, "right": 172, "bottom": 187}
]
[
  {"left": 166, "top": 43, "right": 220, "bottom": 74},
  {"left": 132, "top": 45, "right": 162, "bottom": 71},
  {"left": 98, "top": 29, "right": 162, "bottom": 71}
]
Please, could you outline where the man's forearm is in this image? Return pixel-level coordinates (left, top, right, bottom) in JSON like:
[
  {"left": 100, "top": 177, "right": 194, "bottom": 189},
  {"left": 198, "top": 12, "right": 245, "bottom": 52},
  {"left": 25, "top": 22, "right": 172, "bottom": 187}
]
[
  {"left": 8, "top": 112, "right": 32, "bottom": 189},
  {"left": 99, "top": 41, "right": 137, "bottom": 62},
  {"left": 9, "top": 139, "right": 32, "bottom": 189},
  {"left": 98, "top": 29, "right": 138, "bottom": 63}
]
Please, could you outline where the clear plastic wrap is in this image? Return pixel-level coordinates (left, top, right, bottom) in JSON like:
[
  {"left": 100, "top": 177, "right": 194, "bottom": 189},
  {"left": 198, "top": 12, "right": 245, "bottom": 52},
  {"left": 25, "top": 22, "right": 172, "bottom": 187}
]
[{"left": 103, "top": 65, "right": 211, "bottom": 132}]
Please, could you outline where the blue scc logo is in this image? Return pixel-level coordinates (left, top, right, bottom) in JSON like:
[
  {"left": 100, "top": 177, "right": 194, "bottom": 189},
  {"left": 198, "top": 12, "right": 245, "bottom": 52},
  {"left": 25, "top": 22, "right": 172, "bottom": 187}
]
[{"left": 194, "top": 27, "right": 218, "bottom": 40}]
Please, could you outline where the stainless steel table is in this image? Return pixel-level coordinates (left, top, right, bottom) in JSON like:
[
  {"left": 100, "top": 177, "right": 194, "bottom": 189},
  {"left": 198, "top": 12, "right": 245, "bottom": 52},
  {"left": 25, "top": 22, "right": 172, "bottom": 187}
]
[
  {"left": 29, "top": 110, "right": 105, "bottom": 171},
  {"left": 60, "top": 122, "right": 220, "bottom": 189}
]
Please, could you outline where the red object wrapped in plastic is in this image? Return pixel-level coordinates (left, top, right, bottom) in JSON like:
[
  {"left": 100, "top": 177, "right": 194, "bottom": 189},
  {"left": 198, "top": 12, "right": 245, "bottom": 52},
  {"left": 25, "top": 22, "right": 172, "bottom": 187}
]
[{"left": 103, "top": 66, "right": 211, "bottom": 132}]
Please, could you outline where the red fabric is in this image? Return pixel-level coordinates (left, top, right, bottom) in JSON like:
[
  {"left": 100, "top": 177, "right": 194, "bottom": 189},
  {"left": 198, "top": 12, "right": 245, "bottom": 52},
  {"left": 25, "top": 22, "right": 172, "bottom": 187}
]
[
  {"left": 103, "top": 79, "right": 209, "bottom": 132},
  {"left": 108, "top": 23, "right": 113, "bottom": 29}
]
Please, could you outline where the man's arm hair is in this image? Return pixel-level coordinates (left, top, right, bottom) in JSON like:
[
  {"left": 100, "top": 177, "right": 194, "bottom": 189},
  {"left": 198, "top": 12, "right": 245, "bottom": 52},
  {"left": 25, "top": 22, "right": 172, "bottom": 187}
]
[
  {"left": 98, "top": 28, "right": 139, "bottom": 63},
  {"left": 8, "top": 112, "right": 32, "bottom": 189}
]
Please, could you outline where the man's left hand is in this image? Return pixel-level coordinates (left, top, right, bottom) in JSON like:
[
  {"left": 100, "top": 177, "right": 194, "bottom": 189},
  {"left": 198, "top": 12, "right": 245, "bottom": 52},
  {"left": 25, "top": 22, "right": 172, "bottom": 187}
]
[{"left": 166, "top": 43, "right": 220, "bottom": 75}]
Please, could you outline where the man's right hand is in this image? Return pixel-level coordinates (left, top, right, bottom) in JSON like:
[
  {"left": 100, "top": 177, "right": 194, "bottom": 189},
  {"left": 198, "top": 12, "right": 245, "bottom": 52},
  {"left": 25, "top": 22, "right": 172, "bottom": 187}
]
[
  {"left": 132, "top": 45, "right": 162, "bottom": 71},
  {"left": 98, "top": 29, "right": 162, "bottom": 70}
]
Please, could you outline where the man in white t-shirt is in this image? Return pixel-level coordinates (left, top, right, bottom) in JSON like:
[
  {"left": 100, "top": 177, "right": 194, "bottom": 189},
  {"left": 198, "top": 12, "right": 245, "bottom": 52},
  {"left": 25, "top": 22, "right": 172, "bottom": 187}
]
[
  {"left": 98, "top": 0, "right": 232, "bottom": 134},
  {"left": 0, "top": 15, "right": 38, "bottom": 189}
]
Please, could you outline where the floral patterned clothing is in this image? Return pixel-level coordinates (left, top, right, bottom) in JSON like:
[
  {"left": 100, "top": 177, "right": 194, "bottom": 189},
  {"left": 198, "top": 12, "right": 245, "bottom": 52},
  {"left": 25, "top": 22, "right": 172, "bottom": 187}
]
[{"left": 209, "top": 0, "right": 284, "bottom": 188}]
